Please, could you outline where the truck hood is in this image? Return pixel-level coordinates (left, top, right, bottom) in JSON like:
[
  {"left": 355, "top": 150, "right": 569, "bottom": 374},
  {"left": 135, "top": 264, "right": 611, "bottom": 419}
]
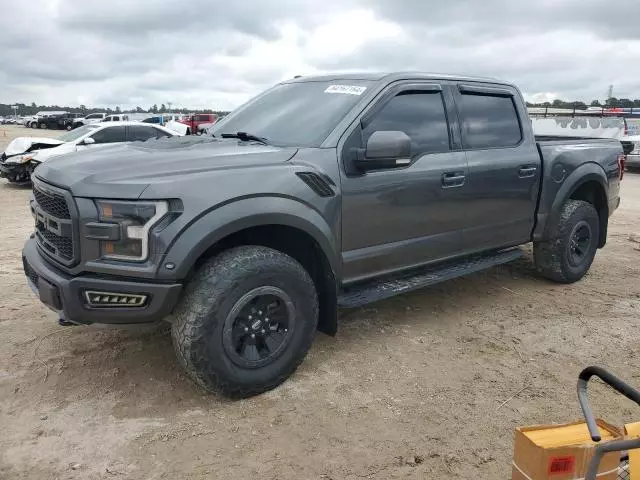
[
  {"left": 3, "top": 136, "right": 64, "bottom": 157},
  {"left": 35, "top": 136, "right": 298, "bottom": 198}
]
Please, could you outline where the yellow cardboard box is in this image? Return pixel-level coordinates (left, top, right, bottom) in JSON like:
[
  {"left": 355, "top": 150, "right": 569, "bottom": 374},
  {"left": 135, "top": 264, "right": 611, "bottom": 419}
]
[
  {"left": 512, "top": 420, "right": 622, "bottom": 480},
  {"left": 624, "top": 422, "right": 640, "bottom": 480}
]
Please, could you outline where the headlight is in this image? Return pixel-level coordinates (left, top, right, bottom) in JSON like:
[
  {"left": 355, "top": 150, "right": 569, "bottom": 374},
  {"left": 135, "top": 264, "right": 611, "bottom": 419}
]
[
  {"left": 95, "top": 200, "right": 168, "bottom": 261},
  {"left": 5, "top": 154, "right": 34, "bottom": 164}
]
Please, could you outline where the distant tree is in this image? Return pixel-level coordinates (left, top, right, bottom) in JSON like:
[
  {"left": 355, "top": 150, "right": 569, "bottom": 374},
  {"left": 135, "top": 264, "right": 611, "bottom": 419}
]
[
  {"left": 590, "top": 100, "right": 601, "bottom": 107},
  {"left": 150, "top": 104, "right": 158, "bottom": 114},
  {"left": 115, "top": 106, "right": 121, "bottom": 113},
  {"left": 31, "top": 102, "right": 36, "bottom": 108},
  {"left": 159, "top": 103, "right": 166, "bottom": 113},
  {"left": 618, "top": 98, "right": 633, "bottom": 108},
  {"left": 606, "top": 97, "right": 619, "bottom": 106},
  {"left": 135, "top": 106, "right": 144, "bottom": 113},
  {"left": 552, "top": 99, "right": 564, "bottom": 107}
]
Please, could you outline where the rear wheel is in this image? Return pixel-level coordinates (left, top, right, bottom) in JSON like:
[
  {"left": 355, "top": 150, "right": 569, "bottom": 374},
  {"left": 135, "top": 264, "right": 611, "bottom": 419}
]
[
  {"left": 534, "top": 200, "right": 600, "bottom": 283},
  {"left": 30, "top": 122, "right": 37, "bottom": 129},
  {"left": 39, "top": 123, "right": 47, "bottom": 129},
  {"left": 171, "top": 246, "right": 318, "bottom": 397}
]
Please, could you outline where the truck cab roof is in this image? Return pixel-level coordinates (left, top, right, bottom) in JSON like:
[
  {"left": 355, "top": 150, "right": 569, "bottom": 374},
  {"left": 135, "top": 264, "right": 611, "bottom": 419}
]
[{"left": 285, "top": 71, "right": 512, "bottom": 87}]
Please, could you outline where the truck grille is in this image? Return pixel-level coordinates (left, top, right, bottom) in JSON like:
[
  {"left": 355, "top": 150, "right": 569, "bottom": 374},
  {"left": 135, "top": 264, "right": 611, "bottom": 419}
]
[
  {"left": 35, "top": 228, "right": 74, "bottom": 260},
  {"left": 33, "top": 186, "right": 71, "bottom": 219},
  {"left": 32, "top": 179, "right": 77, "bottom": 266}
]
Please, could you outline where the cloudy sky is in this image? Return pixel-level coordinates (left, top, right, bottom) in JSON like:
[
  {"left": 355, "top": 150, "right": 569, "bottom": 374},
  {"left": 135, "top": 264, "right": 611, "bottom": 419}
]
[{"left": 0, "top": 0, "right": 637, "bottom": 110}]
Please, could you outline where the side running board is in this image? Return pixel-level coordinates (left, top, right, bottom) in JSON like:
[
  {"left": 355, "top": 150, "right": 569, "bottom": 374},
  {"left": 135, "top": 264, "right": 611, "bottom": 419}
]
[{"left": 338, "top": 248, "right": 524, "bottom": 308}]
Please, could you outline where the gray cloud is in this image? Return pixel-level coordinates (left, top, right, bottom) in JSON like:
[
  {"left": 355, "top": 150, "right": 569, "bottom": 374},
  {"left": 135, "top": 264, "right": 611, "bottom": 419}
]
[{"left": 0, "top": 0, "right": 638, "bottom": 110}]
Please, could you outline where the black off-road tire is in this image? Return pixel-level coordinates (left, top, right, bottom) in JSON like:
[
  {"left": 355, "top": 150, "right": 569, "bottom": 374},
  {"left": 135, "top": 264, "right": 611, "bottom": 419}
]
[
  {"left": 171, "top": 246, "right": 319, "bottom": 398},
  {"left": 534, "top": 200, "right": 600, "bottom": 283}
]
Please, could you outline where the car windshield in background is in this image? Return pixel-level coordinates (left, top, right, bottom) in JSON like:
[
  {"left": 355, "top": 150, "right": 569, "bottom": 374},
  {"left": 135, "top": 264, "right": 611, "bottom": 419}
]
[
  {"left": 209, "top": 80, "right": 373, "bottom": 147},
  {"left": 56, "top": 124, "right": 99, "bottom": 142}
]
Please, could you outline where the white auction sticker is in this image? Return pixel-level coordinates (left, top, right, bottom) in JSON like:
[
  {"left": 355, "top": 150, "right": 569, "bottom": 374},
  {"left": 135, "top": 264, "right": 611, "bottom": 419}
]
[{"left": 324, "top": 85, "right": 367, "bottom": 95}]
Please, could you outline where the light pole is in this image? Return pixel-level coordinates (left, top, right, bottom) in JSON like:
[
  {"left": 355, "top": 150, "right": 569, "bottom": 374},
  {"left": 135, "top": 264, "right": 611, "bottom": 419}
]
[
  {"left": 11, "top": 105, "right": 18, "bottom": 120},
  {"left": 167, "top": 101, "right": 172, "bottom": 113}
]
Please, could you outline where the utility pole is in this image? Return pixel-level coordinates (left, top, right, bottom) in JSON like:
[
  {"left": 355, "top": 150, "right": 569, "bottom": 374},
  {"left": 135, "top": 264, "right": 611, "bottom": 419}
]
[{"left": 167, "top": 101, "right": 172, "bottom": 113}]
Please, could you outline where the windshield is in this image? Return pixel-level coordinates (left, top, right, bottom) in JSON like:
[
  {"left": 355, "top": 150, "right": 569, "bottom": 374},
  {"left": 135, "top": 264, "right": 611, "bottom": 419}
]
[
  {"left": 209, "top": 80, "right": 373, "bottom": 147},
  {"left": 56, "top": 124, "right": 99, "bottom": 142}
]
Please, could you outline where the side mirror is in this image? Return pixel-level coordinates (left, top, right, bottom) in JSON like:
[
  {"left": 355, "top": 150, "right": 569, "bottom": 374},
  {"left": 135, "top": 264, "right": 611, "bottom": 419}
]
[
  {"left": 81, "top": 137, "right": 95, "bottom": 145},
  {"left": 355, "top": 131, "right": 411, "bottom": 171}
]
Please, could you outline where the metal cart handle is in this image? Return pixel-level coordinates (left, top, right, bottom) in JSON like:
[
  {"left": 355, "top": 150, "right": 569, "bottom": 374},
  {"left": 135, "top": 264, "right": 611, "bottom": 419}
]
[{"left": 577, "top": 366, "right": 640, "bottom": 441}]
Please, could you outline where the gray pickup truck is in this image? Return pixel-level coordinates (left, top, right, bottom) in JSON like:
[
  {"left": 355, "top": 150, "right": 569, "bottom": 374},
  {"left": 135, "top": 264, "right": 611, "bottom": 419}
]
[{"left": 22, "top": 72, "right": 623, "bottom": 397}]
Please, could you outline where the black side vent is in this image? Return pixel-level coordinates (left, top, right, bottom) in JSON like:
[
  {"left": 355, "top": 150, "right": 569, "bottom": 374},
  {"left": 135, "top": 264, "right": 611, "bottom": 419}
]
[{"left": 296, "top": 172, "right": 335, "bottom": 197}]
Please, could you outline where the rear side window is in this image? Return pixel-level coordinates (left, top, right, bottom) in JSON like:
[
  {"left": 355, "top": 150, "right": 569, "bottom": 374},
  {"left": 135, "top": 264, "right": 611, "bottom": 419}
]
[
  {"left": 458, "top": 93, "right": 522, "bottom": 149},
  {"left": 129, "top": 125, "right": 162, "bottom": 142},
  {"left": 90, "top": 126, "right": 127, "bottom": 144},
  {"left": 195, "top": 114, "right": 209, "bottom": 121},
  {"left": 154, "top": 127, "right": 172, "bottom": 138},
  {"left": 363, "top": 91, "right": 450, "bottom": 157}
]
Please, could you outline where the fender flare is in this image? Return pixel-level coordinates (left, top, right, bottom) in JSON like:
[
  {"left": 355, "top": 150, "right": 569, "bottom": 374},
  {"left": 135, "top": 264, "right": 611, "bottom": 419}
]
[
  {"left": 157, "top": 196, "right": 340, "bottom": 281},
  {"left": 534, "top": 162, "right": 608, "bottom": 242}
]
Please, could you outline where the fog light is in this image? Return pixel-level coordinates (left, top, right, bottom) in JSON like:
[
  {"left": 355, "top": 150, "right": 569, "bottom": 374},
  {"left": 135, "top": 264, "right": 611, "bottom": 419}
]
[{"left": 84, "top": 290, "right": 148, "bottom": 308}]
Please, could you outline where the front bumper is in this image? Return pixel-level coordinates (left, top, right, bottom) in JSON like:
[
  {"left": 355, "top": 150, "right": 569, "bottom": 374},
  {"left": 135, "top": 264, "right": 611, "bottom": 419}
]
[
  {"left": 626, "top": 154, "right": 640, "bottom": 168},
  {"left": 0, "top": 161, "right": 31, "bottom": 183},
  {"left": 22, "top": 237, "right": 182, "bottom": 325}
]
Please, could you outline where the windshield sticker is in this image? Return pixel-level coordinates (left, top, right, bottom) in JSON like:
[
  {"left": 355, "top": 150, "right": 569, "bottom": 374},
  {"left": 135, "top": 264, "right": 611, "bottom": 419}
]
[{"left": 324, "top": 85, "right": 367, "bottom": 95}]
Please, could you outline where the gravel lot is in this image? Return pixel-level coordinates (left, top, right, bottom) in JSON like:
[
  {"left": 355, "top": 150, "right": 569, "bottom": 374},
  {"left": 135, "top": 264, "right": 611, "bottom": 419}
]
[{"left": 1, "top": 124, "right": 640, "bottom": 479}]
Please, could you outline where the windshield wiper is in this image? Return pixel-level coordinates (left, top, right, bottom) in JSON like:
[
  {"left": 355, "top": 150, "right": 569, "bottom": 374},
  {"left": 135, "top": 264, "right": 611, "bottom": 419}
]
[{"left": 220, "top": 131, "right": 269, "bottom": 145}]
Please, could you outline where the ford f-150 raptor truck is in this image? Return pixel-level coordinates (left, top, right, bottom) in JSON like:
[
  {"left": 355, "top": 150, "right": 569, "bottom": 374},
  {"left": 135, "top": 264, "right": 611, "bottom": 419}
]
[{"left": 22, "top": 72, "right": 624, "bottom": 397}]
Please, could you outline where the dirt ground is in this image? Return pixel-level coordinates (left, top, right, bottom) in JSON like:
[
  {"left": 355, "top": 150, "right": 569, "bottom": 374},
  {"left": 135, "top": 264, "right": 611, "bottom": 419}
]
[{"left": 1, "top": 124, "right": 640, "bottom": 479}]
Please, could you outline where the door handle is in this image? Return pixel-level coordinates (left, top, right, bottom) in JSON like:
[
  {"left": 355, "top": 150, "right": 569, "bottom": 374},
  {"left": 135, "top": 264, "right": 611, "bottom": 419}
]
[
  {"left": 518, "top": 166, "right": 537, "bottom": 178},
  {"left": 442, "top": 172, "right": 466, "bottom": 187}
]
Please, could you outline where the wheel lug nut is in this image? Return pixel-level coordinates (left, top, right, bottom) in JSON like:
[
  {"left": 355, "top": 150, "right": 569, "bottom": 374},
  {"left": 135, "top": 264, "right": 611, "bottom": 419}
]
[
  {"left": 258, "top": 310, "right": 263, "bottom": 315},
  {"left": 261, "top": 329, "right": 265, "bottom": 334},
  {"left": 251, "top": 333, "right": 255, "bottom": 339},
  {"left": 248, "top": 315, "right": 253, "bottom": 320},
  {"left": 265, "top": 317, "right": 269, "bottom": 322},
  {"left": 244, "top": 327, "right": 249, "bottom": 332}
]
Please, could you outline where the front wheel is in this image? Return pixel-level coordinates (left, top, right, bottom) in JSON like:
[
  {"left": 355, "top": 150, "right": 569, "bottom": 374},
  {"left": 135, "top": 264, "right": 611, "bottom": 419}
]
[
  {"left": 39, "top": 123, "right": 47, "bottom": 129},
  {"left": 171, "top": 246, "right": 319, "bottom": 398},
  {"left": 534, "top": 200, "right": 600, "bottom": 283}
]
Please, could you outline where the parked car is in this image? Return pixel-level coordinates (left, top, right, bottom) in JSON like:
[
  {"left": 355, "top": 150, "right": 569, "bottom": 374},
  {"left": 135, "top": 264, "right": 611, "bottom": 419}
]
[
  {"left": 179, "top": 113, "right": 217, "bottom": 134},
  {"left": 24, "top": 111, "right": 68, "bottom": 129},
  {"left": 21, "top": 72, "right": 623, "bottom": 397},
  {"left": 36, "top": 113, "right": 83, "bottom": 130},
  {"left": 1, "top": 121, "right": 178, "bottom": 184},
  {"left": 622, "top": 135, "right": 640, "bottom": 170},
  {"left": 71, "top": 112, "right": 107, "bottom": 129}
]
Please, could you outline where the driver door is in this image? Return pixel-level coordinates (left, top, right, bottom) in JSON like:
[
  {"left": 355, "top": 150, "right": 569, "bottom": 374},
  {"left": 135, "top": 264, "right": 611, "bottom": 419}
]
[{"left": 339, "top": 83, "right": 469, "bottom": 283}]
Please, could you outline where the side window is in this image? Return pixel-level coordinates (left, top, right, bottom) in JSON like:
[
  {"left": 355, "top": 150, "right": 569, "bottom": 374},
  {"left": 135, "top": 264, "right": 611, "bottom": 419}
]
[
  {"left": 195, "top": 114, "right": 208, "bottom": 121},
  {"left": 90, "top": 126, "right": 127, "bottom": 144},
  {"left": 153, "top": 127, "right": 172, "bottom": 138},
  {"left": 103, "top": 117, "right": 112, "bottom": 122},
  {"left": 363, "top": 91, "right": 450, "bottom": 156},
  {"left": 129, "top": 125, "right": 166, "bottom": 141},
  {"left": 457, "top": 93, "right": 522, "bottom": 149}
]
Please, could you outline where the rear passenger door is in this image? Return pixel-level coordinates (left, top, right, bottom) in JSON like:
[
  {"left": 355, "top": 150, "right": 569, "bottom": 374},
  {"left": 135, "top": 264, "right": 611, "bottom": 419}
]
[
  {"left": 452, "top": 84, "right": 541, "bottom": 253},
  {"left": 340, "top": 82, "right": 469, "bottom": 283}
]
